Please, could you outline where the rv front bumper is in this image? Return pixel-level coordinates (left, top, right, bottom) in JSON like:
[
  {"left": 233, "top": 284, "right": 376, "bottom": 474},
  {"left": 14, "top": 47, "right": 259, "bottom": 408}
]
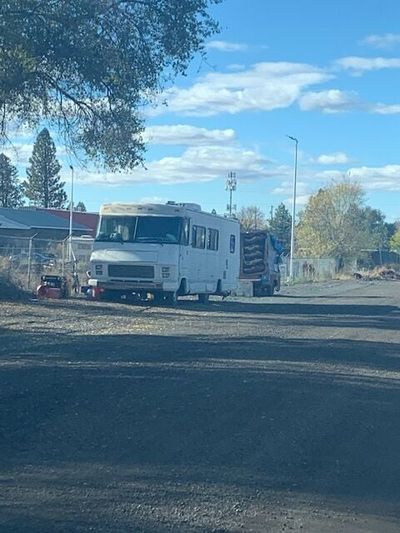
[{"left": 88, "top": 279, "right": 176, "bottom": 291}]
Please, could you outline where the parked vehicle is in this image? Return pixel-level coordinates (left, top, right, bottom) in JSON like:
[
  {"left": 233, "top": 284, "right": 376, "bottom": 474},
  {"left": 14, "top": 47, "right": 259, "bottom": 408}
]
[
  {"left": 88, "top": 202, "right": 240, "bottom": 303},
  {"left": 240, "top": 230, "right": 282, "bottom": 296},
  {"left": 36, "top": 275, "right": 68, "bottom": 299}
]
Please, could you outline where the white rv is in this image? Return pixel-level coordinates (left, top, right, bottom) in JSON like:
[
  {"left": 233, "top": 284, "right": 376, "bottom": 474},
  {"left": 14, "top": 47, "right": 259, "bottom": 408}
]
[{"left": 88, "top": 202, "right": 240, "bottom": 303}]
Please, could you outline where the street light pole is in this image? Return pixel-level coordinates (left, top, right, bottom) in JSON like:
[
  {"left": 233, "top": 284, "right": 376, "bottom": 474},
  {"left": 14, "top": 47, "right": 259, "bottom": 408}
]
[
  {"left": 286, "top": 135, "right": 298, "bottom": 281},
  {"left": 68, "top": 165, "right": 74, "bottom": 262}
]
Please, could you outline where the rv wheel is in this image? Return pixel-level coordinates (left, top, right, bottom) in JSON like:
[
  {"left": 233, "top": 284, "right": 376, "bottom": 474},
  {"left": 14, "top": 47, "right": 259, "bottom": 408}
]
[
  {"left": 165, "top": 291, "right": 178, "bottom": 306},
  {"left": 153, "top": 293, "right": 165, "bottom": 305}
]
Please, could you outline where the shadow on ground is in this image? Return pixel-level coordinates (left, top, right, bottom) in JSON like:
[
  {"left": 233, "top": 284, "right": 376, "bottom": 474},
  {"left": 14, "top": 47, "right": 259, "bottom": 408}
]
[{"left": 1, "top": 295, "right": 400, "bottom": 532}]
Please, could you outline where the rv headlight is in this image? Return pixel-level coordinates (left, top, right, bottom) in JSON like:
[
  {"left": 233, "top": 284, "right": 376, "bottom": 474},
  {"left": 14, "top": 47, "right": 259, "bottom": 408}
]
[
  {"left": 162, "top": 266, "right": 170, "bottom": 278},
  {"left": 95, "top": 264, "right": 103, "bottom": 276}
]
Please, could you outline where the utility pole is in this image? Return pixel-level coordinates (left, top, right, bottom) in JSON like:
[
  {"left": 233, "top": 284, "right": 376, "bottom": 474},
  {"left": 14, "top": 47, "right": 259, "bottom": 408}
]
[
  {"left": 226, "top": 171, "right": 237, "bottom": 216},
  {"left": 286, "top": 135, "right": 298, "bottom": 281}
]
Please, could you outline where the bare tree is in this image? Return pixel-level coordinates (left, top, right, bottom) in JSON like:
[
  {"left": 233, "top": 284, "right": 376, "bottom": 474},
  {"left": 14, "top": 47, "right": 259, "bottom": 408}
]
[{"left": 237, "top": 206, "right": 267, "bottom": 231}]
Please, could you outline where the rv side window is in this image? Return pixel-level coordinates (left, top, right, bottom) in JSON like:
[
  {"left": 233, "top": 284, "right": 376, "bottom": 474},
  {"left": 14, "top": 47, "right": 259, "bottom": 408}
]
[
  {"left": 207, "top": 228, "right": 219, "bottom": 251},
  {"left": 191, "top": 225, "right": 206, "bottom": 248},
  {"left": 230, "top": 234, "right": 236, "bottom": 253}
]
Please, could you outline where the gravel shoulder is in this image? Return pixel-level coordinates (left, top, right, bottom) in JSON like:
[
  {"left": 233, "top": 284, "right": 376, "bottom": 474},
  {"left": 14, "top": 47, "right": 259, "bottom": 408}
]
[{"left": 0, "top": 280, "right": 399, "bottom": 532}]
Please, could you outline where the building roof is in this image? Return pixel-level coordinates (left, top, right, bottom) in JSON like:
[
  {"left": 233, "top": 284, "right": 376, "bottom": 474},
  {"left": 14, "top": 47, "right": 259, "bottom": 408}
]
[
  {"left": 0, "top": 214, "right": 30, "bottom": 230},
  {"left": 43, "top": 208, "right": 99, "bottom": 235},
  {"left": 0, "top": 207, "right": 89, "bottom": 232}
]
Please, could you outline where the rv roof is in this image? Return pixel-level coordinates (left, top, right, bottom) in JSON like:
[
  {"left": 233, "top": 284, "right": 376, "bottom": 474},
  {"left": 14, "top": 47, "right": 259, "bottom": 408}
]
[
  {"left": 99, "top": 203, "right": 240, "bottom": 225},
  {"left": 100, "top": 203, "right": 188, "bottom": 216}
]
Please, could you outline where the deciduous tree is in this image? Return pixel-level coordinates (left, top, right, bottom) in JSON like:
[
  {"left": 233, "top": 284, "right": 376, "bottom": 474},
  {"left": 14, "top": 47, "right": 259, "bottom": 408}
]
[
  {"left": 23, "top": 128, "right": 66, "bottom": 208},
  {"left": 390, "top": 228, "right": 400, "bottom": 253},
  {"left": 237, "top": 206, "right": 266, "bottom": 231},
  {"left": 0, "top": 0, "right": 220, "bottom": 170},
  {"left": 296, "top": 180, "right": 385, "bottom": 262}
]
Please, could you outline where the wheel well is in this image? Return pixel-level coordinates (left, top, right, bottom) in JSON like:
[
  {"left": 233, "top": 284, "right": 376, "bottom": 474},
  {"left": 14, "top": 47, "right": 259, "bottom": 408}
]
[
  {"left": 178, "top": 278, "right": 188, "bottom": 296},
  {"left": 216, "top": 279, "right": 222, "bottom": 294}
]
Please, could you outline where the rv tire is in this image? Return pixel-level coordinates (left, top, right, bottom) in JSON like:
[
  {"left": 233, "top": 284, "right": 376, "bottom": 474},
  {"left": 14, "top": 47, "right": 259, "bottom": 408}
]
[
  {"left": 153, "top": 292, "right": 165, "bottom": 305},
  {"left": 165, "top": 291, "right": 178, "bottom": 306},
  {"left": 198, "top": 293, "right": 210, "bottom": 304}
]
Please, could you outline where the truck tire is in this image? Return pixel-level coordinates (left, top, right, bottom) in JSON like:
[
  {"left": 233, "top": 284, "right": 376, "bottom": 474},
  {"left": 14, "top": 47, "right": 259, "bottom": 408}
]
[{"left": 264, "top": 285, "right": 274, "bottom": 296}]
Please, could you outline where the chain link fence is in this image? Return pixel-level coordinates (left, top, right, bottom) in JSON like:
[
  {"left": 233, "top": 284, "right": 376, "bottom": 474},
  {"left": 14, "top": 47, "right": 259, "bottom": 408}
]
[
  {"left": 282, "top": 257, "right": 339, "bottom": 282},
  {"left": 0, "top": 235, "right": 93, "bottom": 294}
]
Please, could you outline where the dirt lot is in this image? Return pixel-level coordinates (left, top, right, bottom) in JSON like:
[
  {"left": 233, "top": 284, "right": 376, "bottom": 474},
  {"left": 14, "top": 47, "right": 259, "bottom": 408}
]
[{"left": 0, "top": 280, "right": 400, "bottom": 532}]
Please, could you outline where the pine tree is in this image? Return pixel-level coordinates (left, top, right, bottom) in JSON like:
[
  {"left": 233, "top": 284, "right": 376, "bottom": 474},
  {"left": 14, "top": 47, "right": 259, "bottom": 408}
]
[
  {"left": 75, "top": 201, "right": 87, "bottom": 212},
  {"left": 269, "top": 203, "right": 292, "bottom": 254},
  {"left": 23, "top": 128, "right": 67, "bottom": 208},
  {"left": 0, "top": 153, "right": 23, "bottom": 208}
]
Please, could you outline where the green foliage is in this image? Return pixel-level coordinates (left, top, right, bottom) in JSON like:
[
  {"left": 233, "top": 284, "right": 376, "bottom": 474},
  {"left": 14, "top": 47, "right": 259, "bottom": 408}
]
[
  {"left": 0, "top": 153, "right": 23, "bottom": 207},
  {"left": 297, "top": 180, "right": 387, "bottom": 262},
  {"left": 359, "top": 207, "right": 388, "bottom": 249},
  {"left": 23, "top": 128, "right": 66, "bottom": 208},
  {"left": 390, "top": 228, "right": 400, "bottom": 253},
  {"left": 75, "top": 201, "right": 87, "bottom": 212},
  {"left": 384, "top": 221, "right": 398, "bottom": 246},
  {"left": 237, "top": 206, "right": 266, "bottom": 231},
  {"left": 268, "top": 203, "right": 292, "bottom": 254},
  {"left": 0, "top": 0, "right": 220, "bottom": 170}
]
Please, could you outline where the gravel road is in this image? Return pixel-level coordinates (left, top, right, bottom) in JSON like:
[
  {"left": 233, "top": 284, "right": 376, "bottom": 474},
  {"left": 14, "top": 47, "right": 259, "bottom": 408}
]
[{"left": 0, "top": 280, "right": 399, "bottom": 532}]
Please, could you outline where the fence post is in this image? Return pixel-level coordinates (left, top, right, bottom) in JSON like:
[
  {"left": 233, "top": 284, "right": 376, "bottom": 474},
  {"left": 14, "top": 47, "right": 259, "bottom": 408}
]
[
  {"left": 27, "top": 236, "right": 33, "bottom": 289},
  {"left": 27, "top": 233, "right": 38, "bottom": 290}
]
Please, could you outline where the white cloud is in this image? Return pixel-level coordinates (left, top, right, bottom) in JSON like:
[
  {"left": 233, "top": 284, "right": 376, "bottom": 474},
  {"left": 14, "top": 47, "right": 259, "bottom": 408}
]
[
  {"left": 299, "top": 90, "right": 360, "bottom": 113},
  {"left": 316, "top": 152, "right": 351, "bottom": 165},
  {"left": 348, "top": 164, "right": 400, "bottom": 191},
  {"left": 272, "top": 180, "right": 309, "bottom": 194},
  {"left": 361, "top": 33, "right": 400, "bottom": 49},
  {"left": 370, "top": 103, "right": 400, "bottom": 114},
  {"left": 76, "top": 145, "right": 284, "bottom": 186},
  {"left": 335, "top": 56, "right": 400, "bottom": 74},
  {"left": 143, "top": 125, "right": 235, "bottom": 145},
  {"left": 315, "top": 165, "right": 400, "bottom": 192},
  {"left": 2, "top": 142, "right": 68, "bottom": 166},
  {"left": 150, "top": 62, "right": 333, "bottom": 117},
  {"left": 137, "top": 196, "right": 169, "bottom": 204},
  {"left": 299, "top": 90, "right": 400, "bottom": 115},
  {"left": 1, "top": 143, "right": 35, "bottom": 165},
  {"left": 206, "top": 40, "right": 248, "bottom": 52},
  {"left": 226, "top": 64, "right": 246, "bottom": 71},
  {"left": 274, "top": 181, "right": 311, "bottom": 207},
  {"left": 287, "top": 194, "right": 310, "bottom": 207}
]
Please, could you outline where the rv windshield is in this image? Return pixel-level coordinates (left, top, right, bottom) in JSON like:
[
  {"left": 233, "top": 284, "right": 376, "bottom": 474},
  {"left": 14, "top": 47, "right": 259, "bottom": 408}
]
[{"left": 95, "top": 216, "right": 183, "bottom": 244}]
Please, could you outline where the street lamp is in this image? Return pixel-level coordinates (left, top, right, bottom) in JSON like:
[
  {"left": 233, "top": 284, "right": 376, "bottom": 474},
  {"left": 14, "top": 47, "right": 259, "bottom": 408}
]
[
  {"left": 68, "top": 165, "right": 74, "bottom": 262},
  {"left": 226, "top": 171, "right": 237, "bottom": 216},
  {"left": 286, "top": 135, "right": 298, "bottom": 281}
]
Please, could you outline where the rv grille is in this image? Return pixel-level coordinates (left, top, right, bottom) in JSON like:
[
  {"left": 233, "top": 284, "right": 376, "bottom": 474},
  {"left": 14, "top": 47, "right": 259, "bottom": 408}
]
[{"left": 108, "top": 264, "right": 154, "bottom": 278}]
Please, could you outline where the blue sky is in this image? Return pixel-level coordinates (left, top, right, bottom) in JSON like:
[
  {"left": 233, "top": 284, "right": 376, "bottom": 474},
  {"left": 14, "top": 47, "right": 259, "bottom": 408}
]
[{"left": 4, "top": 0, "right": 400, "bottom": 221}]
